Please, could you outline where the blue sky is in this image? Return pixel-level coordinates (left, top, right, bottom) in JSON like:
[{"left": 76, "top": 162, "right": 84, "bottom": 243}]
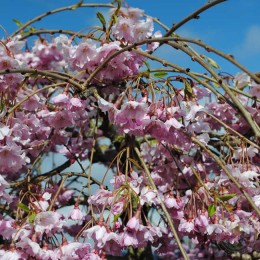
[{"left": 1, "top": 0, "right": 260, "bottom": 75}]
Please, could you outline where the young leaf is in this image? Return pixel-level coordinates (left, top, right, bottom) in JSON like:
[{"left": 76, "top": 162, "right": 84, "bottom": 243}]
[
  {"left": 28, "top": 211, "right": 36, "bottom": 223},
  {"left": 141, "top": 70, "right": 150, "bottom": 78},
  {"left": 113, "top": 213, "right": 121, "bottom": 223},
  {"left": 96, "top": 12, "right": 106, "bottom": 30},
  {"left": 184, "top": 79, "right": 195, "bottom": 99},
  {"left": 17, "top": 202, "right": 30, "bottom": 212},
  {"left": 201, "top": 54, "right": 220, "bottom": 69},
  {"left": 13, "top": 19, "right": 24, "bottom": 27},
  {"left": 207, "top": 56, "right": 220, "bottom": 69},
  {"left": 72, "top": 0, "right": 84, "bottom": 10},
  {"left": 208, "top": 204, "right": 216, "bottom": 217},
  {"left": 223, "top": 203, "right": 234, "bottom": 212},
  {"left": 153, "top": 72, "right": 168, "bottom": 78},
  {"left": 218, "top": 193, "right": 237, "bottom": 202}
]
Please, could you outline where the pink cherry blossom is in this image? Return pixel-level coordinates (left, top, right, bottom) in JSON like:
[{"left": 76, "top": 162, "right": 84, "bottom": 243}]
[
  {"left": 0, "top": 139, "right": 27, "bottom": 174},
  {"left": 67, "top": 205, "right": 83, "bottom": 220},
  {"left": 0, "top": 2, "right": 259, "bottom": 259},
  {"left": 0, "top": 123, "right": 10, "bottom": 140},
  {"left": 34, "top": 211, "right": 66, "bottom": 238}
]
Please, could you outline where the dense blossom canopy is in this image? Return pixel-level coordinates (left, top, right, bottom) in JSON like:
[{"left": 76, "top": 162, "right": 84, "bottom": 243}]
[{"left": 0, "top": 1, "right": 260, "bottom": 259}]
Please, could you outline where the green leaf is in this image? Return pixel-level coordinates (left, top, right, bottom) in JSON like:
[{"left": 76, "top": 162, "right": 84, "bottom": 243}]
[
  {"left": 141, "top": 70, "right": 150, "bottom": 78},
  {"left": 208, "top": 204, "right": 216, "bottom": 217},
  {"left": 184, "top": 79, "right": 195, "bottom": 99},
  {"left": 153, "top": 72, "right": 168, "bottom": 78},
  {"left": 28, "top": 211, "right": 36, "bottom": 223},
  {"left": 201, "top": 54, "right": 220, "bottom": 69},
  {"left": 17, "top": 202, "right": 30, "bottom": 212},
  {"left": 28, "top": 27, "right": 36, "bottom": 33},
  {"left": 13, "top": 19, "right": 24, "bottom": 27},
  {"left": 71, "top": 0, "right": 83, "bottom": 10},
  {"left": 112, "top": 14, "right": 118, "bottom": 24},
  {"left": 223, "top": 203, "right": 234, "bottom": 212},
  {"left": 218, "top": 193, "right": 237, "bottom": 202},
  {"left": 113, "top": 213, "right": 121, "bottom": 222},
  {"left": 96, "top": 12, "right": 106, "bottom": 30},
  {"left": 131, "top": 193, "right": 139, "bottom": 210},
  {"left": 184, "top": 79, "right": 193, "bottom": 95}
]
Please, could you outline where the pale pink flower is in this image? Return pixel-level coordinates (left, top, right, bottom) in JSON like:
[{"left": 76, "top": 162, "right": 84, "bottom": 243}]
[
  {"left": 67, "top": 205, "right": 83, "bottom": 220},
  {"left": 71, "top": 39, "right": 97, "bottom": 70},
  {"left": 126, "top": 217, "right": 140, "bottom": 231},
  {"left": 31, "top": 192, "right": 51, "bottom": 211},
  {"left": 193, "top": 86, "right": 211, "bottom": 99},
  {"left": 120, "top": 7, "right": 144, "bottom": 21},
  {"left": 249, "top": 81, "right": 260, "bottom": 98},
  {"left": 196, "top": 133, "right": 210, "bottom": 145},
  {"left": 253, "top": 195, "right": 260, "bottom": 207},
  {"left": 0, "top": 123, "right": 10, "bottom": 140},
  {"left": 206, "top": 223, "right": 225, "bottom": 235},
  {"left": 122, "top": 231, "right": 139, "bottom": 247},
  {"left": 88, "top": 188, "right": 113, "bottom": 208},
  {"left": 0, "top": 249, "right": 22, "bottom": 260},
  {"left": 0, "top": 56, "right": 19, "bottom": 69},
  {"left": 34, "top": 211, "right": 66, "bottom": 238},
  {"left": 98, "top": 98, "right": 118, "bottom": 122},
  {"left": 183, "top": 102, "right": 204, "bottom": 121},
  {"left": 16, "top": 237, "right": 57, "bottom": 260},
  {"left": 12, "top": 223, "right": 33, "bottom": 241},
  {"left": 57, "top": 189, "right": 75, "bottom": 204},
  {"left": 140, "top": 186, "right": 157, "bottom": 206},
  {"left": 112, "top": 17, "right": 135, "bottom": 42},
  {"left": 178, "top": 218, "right": 195, "bottom": 233},
  {"left": 0, "top": 175, "right": 9, "bottom": 191},
  {"left": 164, "top": 195, "right": 182, "bottom": 209},
  {"left": 188, "top": 121, "right": 211, "bottom": 133},
  {"left": 147, "top": 30, "right": 162, "bottom": 51},
  {"left": 0, "top": 219, "right": 16, "bottom": 240},
  {"left": 83, "top": 225, "right": 108, "bottom": 248},
  {"left": 111, "top": 201, "right": 125, "bottom": 215},
  {"left": 234, "top": 72, "right": 250, "bottom": 89},
  {"left": 6, "top": 36, "right": 25, "bottom": 54},
  {"left": 52, "top": 93, "right": 68, "bottom": 105},
  {"left": 165, "top": 117, "right": 183, "bottom": 129},
  {"left": 69, "top": 97, "right": 83, "bottom": 110},
  {"left": 0, "top": 139, "right": 26, "bottom": 174},
  {"left": 233, "top": 146, "right": 258, "bottom": 160},
  {"left": 195, "top": 212, "right": 209, "bottom": 233},
  {"left": 32, "top": 199, "right": 49, "bottom": 212},
  {"left": 133, "top": 17, "right": 154, "bottom": 42},
  {"left": 101, "top": 232, "right": 122, "bottom": 256},
  {"left": 55, "top": 242, "right": 92, "bottom": 260},
  {"left": 110, "top": 174, "right": 125, "bottom": 189}
]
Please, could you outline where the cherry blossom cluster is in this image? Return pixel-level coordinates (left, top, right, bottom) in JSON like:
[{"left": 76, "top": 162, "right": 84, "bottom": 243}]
[{"left": 0, "top": 1, "right": 260, "bottom": 260}]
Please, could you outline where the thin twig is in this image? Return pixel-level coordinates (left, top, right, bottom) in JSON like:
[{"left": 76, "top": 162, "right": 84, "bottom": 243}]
[
  {"left": 167, "top": 41, "right": 260, "bottom": 138},
  {"left": 205, "top": 112, "right": 260, "bottom": 149},
  {"left": 0, "top": 68, "right": 83, "bottom": 90},
  {"left": 8, "top": 82, "right": 65, "bottom": 115},
  {"left": 191, "top": 137, "right": 260, "bottom": 218},
  {"left": 19, "top": 29, "right": 100, "bottom": 41},
  {"left": 171, "top": 37, "right": 260, "bottom": 84},
  {"left": 164, "top": 0, "right": 227, "bottom": 36},
  {"left": 134, "top": 147, "right": 190, "bottom": 260},
  {"left": 11, "top": 3, "right": 114, "bottom": 37}
]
